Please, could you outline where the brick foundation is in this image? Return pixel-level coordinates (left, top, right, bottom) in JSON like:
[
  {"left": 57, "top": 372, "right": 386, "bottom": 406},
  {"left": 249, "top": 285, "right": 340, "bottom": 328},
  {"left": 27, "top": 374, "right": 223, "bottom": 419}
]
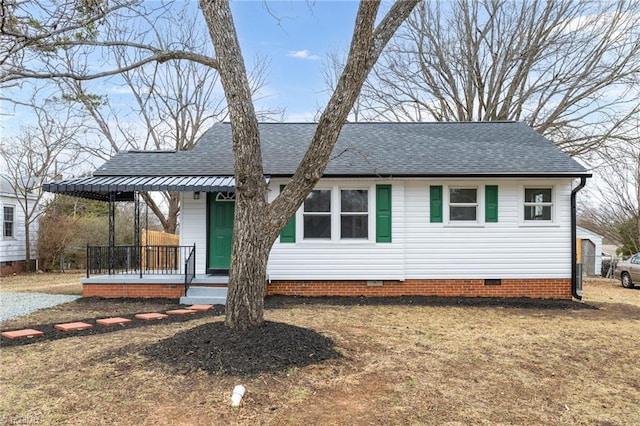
[
  {"left": 82, "top": 278, "right": 572, "bottom": 300},
  {"left": 265, "top": 278, "right": 573, "bottom": 300},
  {"left": 83, "top": 283, "right": 184, "bottom": 299}
]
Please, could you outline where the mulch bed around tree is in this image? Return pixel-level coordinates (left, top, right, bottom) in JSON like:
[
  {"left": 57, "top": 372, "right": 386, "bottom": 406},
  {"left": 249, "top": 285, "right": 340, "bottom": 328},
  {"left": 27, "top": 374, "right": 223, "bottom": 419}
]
[
  {"left": 143, "top": 320, "right": 341, "bottom": 377},
  {"left": 1, "top": 295, "right": 596, "bottom": 377}
]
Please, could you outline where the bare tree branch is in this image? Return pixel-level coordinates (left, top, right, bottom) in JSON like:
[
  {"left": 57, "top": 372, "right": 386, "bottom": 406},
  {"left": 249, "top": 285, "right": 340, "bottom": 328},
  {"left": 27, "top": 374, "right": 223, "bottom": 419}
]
[
  {"left": 353, "top": 0, "right": 640, "bottom": 157},
  {"left": 0, "top": 0, "right": 219, "bottom": 84},
  {"left": 0, "top": 94, "right": 84, "bottom": 271}
]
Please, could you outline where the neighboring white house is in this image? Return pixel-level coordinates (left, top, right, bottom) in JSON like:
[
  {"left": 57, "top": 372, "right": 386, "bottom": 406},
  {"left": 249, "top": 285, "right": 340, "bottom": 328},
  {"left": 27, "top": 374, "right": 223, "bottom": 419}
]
[
  {"left": 576, "top": 226, "right": 603, "bottom": 276},
  {"left": 0, "top": 177, "right": 39, "bottom": 274},
  {"left": 44, "top": 122, "right": 591, "bottom": 300}
]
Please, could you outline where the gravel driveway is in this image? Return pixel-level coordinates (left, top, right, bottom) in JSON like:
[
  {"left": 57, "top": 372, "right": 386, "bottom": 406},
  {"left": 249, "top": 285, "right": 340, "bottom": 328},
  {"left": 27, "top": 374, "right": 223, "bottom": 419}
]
[{"left": 0, "top": 293, "right": 80, "bottom": 322}]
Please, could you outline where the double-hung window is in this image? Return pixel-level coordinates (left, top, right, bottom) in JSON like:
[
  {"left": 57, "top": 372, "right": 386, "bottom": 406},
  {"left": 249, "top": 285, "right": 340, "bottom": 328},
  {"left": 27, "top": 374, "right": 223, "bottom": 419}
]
[
  {"left": 3, "top": 206, "right": 14, "bottom": 238},
  {"left": 303, "top": 190, "right": 331, "bottom": 239},
  {"left": 301, "top": 187, "right": 372, "bottom": 240},
  {"left": 524, "top": 188, "right": 552, "bottom": 221},
  {"left": 449, "top": 187, "right": 478, "bottom": 221},
  {"left": 340, "top": 189, "right": 368, "bottom": 239}
]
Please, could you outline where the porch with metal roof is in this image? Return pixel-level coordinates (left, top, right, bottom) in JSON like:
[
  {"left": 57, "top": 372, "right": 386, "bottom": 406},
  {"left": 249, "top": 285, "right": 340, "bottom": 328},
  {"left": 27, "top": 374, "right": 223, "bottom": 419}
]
[{"left": 43, "top": 175, "right": 237, "bottom": 201}]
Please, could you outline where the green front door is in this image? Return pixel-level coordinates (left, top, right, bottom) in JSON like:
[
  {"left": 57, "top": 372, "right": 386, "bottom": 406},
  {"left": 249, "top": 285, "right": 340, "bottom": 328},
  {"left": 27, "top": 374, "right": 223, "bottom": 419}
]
[{"left": 208, "top": 196, "right": 235, "bottom": 270}]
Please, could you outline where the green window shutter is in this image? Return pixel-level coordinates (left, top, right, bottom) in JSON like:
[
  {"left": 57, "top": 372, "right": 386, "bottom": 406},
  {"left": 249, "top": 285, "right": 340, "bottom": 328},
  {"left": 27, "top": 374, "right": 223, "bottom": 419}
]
[
  {"left": 430, "top": 185, "right": 443, "bottom": 223},
  {"left": 279, "top": 184, "right": 296, "bottom": 243},
  {"left": 376, "top": 184, "right": 392, "bottom": 243},
  {"left": 485, "top": 185, "right": 498, "bottom": 223}
]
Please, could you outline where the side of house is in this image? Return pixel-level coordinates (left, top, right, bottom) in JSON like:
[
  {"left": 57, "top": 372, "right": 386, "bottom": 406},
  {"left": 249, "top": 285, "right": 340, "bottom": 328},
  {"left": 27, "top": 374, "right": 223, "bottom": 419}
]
[
  {"left": 180, "top": 175, "right": 577, "bottom": 299},
  {"left": 0, "top": 190, "right": 39, "bottom": 274}
]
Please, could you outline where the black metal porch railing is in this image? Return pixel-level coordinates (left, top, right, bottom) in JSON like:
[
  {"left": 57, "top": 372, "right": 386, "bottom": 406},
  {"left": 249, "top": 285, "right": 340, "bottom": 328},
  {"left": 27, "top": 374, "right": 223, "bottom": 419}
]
[
  {"left": 184, "top": 244, "right": 196, "bottom": 293},
  {"left": 86, "top": 245, "right": 195, "bottom": 278}
]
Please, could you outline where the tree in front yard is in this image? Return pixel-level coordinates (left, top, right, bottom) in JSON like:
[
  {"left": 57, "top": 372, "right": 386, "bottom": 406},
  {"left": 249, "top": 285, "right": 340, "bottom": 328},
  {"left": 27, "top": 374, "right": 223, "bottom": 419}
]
[
  {"left": 1, "top": 0, "right": 418, "bottom": 329},
  {"left": 201, "top": 1, "right": 419, "bottom": 328}
]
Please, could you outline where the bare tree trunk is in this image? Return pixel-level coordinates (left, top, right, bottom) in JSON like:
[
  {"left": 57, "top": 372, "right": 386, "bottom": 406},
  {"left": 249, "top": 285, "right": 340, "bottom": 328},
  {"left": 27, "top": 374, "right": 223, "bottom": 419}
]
[
  {"left": 166, "top": 193, "right": 180, "bottom": 235},
  {"left": 139, "top": 192, "right": 179, "bottom": 234},
  {"left": 636, "top": 151, "right": 640, "bottom": 251},
  {"left": 202, "top": 0, "right": 417, "bottom": 329},
  {"left": 225, "top": 206, "right": 271, "bottom": 327},
  {"left": 200, "top": 1, "right": 269, "bottom": 329},
  {"left": 24, "top": 210, "right": 32, "bottom": 272}
]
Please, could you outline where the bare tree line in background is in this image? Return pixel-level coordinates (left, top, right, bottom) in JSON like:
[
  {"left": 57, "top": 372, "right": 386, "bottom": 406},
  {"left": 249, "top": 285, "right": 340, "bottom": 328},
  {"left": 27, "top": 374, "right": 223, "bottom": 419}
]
[
  {"left": 0, "top": 92, "right": 86, "bottom": 272},
  {"left": 2, "top": 1, "right": 283, "bottom": 236},
  {"left": 580, "top": 132, "right": 640, "bottom": 256}
]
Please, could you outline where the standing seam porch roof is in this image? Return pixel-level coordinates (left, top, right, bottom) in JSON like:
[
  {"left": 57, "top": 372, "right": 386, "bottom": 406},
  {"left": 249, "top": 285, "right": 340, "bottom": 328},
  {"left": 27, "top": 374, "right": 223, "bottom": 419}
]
[{"left": 43, "top": 176, "right": 237, "bottom": 201}]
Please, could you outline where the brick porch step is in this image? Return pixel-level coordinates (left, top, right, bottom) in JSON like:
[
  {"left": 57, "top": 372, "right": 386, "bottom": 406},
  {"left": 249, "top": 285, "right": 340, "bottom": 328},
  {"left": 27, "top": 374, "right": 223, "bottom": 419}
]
[
  {"left": 1, "top": 329, "right": 45, "bottom": 339},
  {"left": 166, "top": 309, "right": 197, "bottom": 315},
  {"left": 135, "top": 313, "right": 169, "bottom": 321},
  {"left": 55, "top": 322, "right": 93, "bottom": 332},
  {"left": 96, "top": 317, "right": 132, "bottom": 327},
  {"left": 187, "top": 304, "right": 213, "bottom": 311}
]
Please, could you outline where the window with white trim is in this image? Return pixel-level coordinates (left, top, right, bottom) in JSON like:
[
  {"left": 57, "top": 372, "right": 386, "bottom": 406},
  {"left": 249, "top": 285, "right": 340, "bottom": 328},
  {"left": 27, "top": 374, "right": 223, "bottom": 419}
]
[
  {"left": 3, "top": 205, "right": 15, "bottom": 238},
  {"left": 301, "top": 187, "right": 372, "bottom": 240},
  {"left": 303, "top": 190, "right": 331, "bottom": 239},
  {"left": 449, "top": 187, "right": 478, "bottom": 221},
  {"left": 524, "top": 188, "right": 552, "bottom": 221},
  {"left": 340, "top": 189, "right": 368, "bottom": 239}
]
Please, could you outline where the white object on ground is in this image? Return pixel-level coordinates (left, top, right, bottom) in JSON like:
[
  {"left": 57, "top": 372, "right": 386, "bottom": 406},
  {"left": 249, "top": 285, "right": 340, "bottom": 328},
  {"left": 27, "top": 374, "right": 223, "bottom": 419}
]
[{"left": 231, "top": 385, "right": 246, "bottom": 407}]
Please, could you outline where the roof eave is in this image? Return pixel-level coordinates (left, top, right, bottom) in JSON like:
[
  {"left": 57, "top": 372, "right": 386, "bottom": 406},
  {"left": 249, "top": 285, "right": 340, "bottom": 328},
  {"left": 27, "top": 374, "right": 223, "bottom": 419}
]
[{"left": 270, "top": 172, "right": 592, "bottom": 179}]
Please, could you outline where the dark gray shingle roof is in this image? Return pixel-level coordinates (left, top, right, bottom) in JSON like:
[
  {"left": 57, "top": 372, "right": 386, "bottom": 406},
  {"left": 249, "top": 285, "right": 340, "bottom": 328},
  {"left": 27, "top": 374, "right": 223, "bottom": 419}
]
[{"left": 95, "top": 122, "right": 589, "bottom": 177}]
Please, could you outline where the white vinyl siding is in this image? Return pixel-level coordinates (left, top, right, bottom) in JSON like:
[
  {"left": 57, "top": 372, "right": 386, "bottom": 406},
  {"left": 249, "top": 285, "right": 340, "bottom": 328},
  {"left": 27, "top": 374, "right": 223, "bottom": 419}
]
[
  {"left": 0, "top": 195, "right": 38, "bottom": 263},
  {"left": 268, "top": 179, "right": 405, "bottom": 280},
  {"left": 406, "top": 179, "right": 573, "bottom": 279},
  {"left": 179, "top": 178, "right": 576, "bottom": 280},
  {"left": 179, "top": 193, "right": 208, "bottom": 273}
]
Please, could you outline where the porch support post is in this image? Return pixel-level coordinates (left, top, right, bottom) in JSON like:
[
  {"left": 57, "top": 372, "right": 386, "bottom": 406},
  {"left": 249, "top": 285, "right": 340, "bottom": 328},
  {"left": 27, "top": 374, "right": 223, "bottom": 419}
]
[
  {"left": 134, "top": 191, "right": 142, "bottom": 278},
  {"left": 108, "top": 192, "right": 116, "bottom": 275}
]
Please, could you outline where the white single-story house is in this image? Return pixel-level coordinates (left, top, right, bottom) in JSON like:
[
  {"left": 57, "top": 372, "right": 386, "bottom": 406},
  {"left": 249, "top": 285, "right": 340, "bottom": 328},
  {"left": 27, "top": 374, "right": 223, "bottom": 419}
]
[
  {"left": 576, "top": 226, "right": 603, "bottom": 276},
  {"left": 44, "top": 122, "right": 591, "bottom": 303},
  {"left": 0, "top": 177, "right": 39, "bottom": 275}
]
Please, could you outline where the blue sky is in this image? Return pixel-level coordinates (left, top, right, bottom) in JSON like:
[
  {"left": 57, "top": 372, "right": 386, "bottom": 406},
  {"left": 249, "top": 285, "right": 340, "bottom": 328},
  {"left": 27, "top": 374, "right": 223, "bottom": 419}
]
[
  {"left": 0, "top": 1, "right": 363, "bottom": 146},
  {"left": 230, "top": 1, "right": 361, "bottom": 120}
]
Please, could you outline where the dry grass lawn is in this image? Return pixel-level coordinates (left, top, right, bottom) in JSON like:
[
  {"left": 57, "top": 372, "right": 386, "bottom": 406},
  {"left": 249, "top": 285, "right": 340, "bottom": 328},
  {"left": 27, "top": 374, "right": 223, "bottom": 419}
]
[
  {"left": 1, "top": 271, "right": 84, "bottom": 295},
  {"left": 1, "top": 275, "right": 639, "bottom": 425}
]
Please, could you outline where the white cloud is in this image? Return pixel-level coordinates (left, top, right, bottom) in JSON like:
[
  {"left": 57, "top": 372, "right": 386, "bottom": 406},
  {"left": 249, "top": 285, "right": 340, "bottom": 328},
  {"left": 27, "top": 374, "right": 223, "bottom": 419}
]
[
  {"left": 287, "top": 49, "right": 321, "bottom": 60},
  {"left": 283, "top": 111, "right": 318, "bottom": 122}
]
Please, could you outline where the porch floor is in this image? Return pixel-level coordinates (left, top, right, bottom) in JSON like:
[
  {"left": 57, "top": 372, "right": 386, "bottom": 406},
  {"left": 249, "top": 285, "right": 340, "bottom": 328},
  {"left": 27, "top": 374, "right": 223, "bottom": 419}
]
[{"left": 81, "top": 274, "right": 228, "bottom": 285}]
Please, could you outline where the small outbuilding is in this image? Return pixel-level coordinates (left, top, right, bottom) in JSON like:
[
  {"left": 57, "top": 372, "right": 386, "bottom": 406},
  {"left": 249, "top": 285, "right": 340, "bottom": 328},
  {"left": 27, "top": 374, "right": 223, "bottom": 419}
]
[{"left": 576, "top": 226, "right": 603, "bottom": 276}]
